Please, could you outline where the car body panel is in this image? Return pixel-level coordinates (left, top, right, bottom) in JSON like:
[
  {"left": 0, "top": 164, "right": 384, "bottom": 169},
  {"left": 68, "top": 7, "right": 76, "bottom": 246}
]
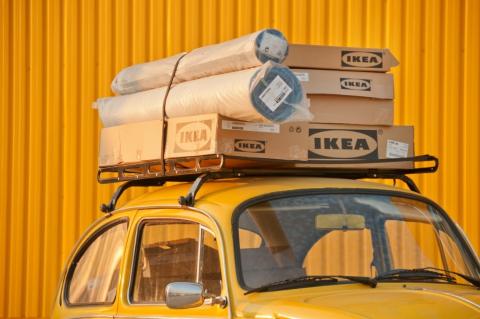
[
  {"left": 51, "top": 210, "right": 134, "bottom": 319},
  {"left": 121, "top": 178, "right": 414, "bottom": 214},
  {"left": 115, "top": 208, "right": 229, "bottom": 318},
  {"left": 52, "top": 177, "right": 480, "bottom": 319},
  {"left": 236, "top": 283, "right": 480, "bottom": 319}
]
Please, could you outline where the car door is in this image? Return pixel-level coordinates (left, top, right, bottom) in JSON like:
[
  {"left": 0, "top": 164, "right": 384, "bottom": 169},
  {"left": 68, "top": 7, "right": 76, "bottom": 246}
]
[
  {"left": 53, "top": 213, "right": 131, "bottom": 319},
  {"left": 115, "top": 208, "right": 228, "bottom": 319}
]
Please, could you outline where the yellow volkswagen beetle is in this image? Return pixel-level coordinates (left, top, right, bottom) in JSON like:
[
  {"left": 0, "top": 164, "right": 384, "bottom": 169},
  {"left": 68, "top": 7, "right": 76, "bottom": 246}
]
[{"left": 52, "top": 173, "right": 480, "bottom": 318}]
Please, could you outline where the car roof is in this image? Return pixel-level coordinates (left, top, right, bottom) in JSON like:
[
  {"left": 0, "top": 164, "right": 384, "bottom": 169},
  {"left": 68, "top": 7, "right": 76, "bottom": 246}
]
[{"left": 118, "top": 177, "right": 419, "bottom": 217}]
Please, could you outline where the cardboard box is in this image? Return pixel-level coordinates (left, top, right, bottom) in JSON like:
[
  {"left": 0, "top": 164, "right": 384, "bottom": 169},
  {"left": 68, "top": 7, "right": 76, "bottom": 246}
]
[
  {"left": 303, "top": 123, "right": 414, "bottom": 168},
  {"left": 99, "top": 115, "right": 413, "bottom": 170},
  {"left": 294, "top": 69, "right": 394, "bottom": 99},
  {"left": 285, "top": 44, "right": 399, "bottom": 72},
  {"left": 308, "top": 95, "right": 393, "bottom": 126},
  {"left": 99, "top": 120, "right": 164, "bottom": 167},
  {"left": 165, "top": 113, "right": 308, "bottom": 161},
  {"left": 293, "top": 68, "right": 394, "bottom": 125},
  {"left": 166, "top": 114, "right": 413, "bottom": 168}
]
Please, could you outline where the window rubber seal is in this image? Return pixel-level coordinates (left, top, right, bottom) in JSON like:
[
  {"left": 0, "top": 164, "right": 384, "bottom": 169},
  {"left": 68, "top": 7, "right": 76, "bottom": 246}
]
[{"left": 63, "top": 217, "right": 129, "bottom": 308}]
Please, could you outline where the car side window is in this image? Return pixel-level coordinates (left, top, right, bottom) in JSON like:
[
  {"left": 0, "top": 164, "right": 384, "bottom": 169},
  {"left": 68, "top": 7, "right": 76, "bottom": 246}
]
[
  {"left": 202, "top": 230, "right": 222, "bottom": 295},
  {"left": 131, "top": 219, "right": 222, "bottom": 304},
  {"left": 66, "top": 220, "right": 128, "bottom": 305}
]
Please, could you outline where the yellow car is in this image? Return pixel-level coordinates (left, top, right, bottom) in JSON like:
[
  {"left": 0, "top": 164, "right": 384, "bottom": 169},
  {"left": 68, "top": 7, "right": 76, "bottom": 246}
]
[{"left": 52, "top": 172, "right": 480, "bottom": 318}]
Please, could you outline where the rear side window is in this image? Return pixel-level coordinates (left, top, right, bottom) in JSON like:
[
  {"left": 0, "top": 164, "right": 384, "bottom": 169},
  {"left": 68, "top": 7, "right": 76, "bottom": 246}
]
[{"left": 66, "top": 220, "right": 128, "bottom": 305}]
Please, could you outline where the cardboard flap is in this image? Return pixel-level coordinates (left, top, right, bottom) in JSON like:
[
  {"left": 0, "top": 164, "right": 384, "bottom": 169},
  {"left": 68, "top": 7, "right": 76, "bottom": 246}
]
[{"left": 285, "top": 44, "right": 399, "bottom": 72}]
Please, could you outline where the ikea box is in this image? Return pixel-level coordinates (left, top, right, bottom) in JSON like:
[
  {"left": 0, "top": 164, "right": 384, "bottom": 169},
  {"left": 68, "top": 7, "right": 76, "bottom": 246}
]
[
  {"left": 165, "top": 113, "right": 308, "bottom": 161},
  {"left": 99, "top": 120, "right": 164, "bottom": 167},
  {"left": 293, "top": 68, "right": 394, "bottom": 125},
  {"left": 285, "top": 44, "right": 399, "bottom": 72},
  {"left": 301, "top": 123, "right": 414, "bottom": 168},
  {"left": 294, "top": 69, "right": 394, "bottom": 98},
  {"left": 307, "top": 95, "right": 393, "bottom": 126}
]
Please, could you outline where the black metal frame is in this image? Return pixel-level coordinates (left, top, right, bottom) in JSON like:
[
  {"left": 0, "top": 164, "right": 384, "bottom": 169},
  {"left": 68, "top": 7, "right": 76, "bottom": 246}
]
[
  {"left": 99, "top": 154, "right": 438, "bottom": 213},
  {"left": 97, "top": 154, "right": 438, "bottom": 184}
]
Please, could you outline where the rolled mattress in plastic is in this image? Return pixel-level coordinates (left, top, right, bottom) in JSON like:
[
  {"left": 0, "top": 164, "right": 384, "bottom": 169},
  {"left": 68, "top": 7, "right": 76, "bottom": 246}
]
[
  {"left": 111, "top": 29, "right": 289, "bottom": 95},
  {"left": 96, "top": 62, "right": 311, "bottom": 126}
]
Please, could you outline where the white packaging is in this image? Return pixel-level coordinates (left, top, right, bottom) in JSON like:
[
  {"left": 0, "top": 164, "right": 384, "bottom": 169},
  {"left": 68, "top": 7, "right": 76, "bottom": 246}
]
[
  {"left": 96, "top": 62, "right": 311, "bottom": 126},
  {"left": 111, "top": 29, "right": 289, "bottom": 95}
]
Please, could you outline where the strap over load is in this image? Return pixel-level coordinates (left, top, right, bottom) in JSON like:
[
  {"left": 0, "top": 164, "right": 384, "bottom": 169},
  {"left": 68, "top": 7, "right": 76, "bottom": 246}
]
[
  {"left": 111, "top": 29, "right": 289, "bottom": 95},
  {"left": 96, "top": 62, "right": 311, "bottom": 125}
]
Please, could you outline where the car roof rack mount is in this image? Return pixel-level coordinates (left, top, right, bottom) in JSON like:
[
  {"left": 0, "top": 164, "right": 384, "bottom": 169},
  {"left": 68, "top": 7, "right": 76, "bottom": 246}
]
[{"left": 99, "top": 154, "right": 439, "bottom": 213}]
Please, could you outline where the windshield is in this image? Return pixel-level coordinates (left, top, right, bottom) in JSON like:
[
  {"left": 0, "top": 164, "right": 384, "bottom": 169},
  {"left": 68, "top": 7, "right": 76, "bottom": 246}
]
[{"left": 234, "top": 192, "right": 480, "bottom": 290}]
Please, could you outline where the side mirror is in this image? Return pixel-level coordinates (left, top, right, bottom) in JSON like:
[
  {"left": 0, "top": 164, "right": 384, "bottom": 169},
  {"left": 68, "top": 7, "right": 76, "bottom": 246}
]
[{"left": 165, "top": 282, "right": 204, "bottom": 309}]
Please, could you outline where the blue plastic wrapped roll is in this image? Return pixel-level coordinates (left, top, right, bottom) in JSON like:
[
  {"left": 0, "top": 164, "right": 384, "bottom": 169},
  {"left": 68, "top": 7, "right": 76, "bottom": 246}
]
[
  {"left": 111, "top": 29, "right": 289, "bottom": 95},
  {"left": 250, "top": 63, "right": 304, "bottom": 122},
  {"left": 96, "top": 62, "right": 311, "bottom": 126},
  {"left": 254, "top": 28, "right": 289, "bottom": 63}
]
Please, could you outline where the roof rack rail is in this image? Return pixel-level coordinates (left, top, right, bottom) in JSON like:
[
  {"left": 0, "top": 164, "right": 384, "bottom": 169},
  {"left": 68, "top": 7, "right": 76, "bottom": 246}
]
[
  {"left": 97, "top": 154, "right": 438, "bottom": 183},
  {"left": 99, "top": 154, "right": 438, "bottom": 213}
]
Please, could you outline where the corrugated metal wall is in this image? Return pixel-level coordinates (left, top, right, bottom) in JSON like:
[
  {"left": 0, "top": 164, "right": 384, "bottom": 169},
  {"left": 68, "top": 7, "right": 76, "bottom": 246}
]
[{"left": 1, "top": 0, "right": 479, "bottom": 317}]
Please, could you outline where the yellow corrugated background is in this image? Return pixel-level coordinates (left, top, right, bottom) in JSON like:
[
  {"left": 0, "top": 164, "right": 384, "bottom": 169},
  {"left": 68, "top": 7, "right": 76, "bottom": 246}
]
[{"left": 1, "top": 0, "right": 479, "bottom": 317}]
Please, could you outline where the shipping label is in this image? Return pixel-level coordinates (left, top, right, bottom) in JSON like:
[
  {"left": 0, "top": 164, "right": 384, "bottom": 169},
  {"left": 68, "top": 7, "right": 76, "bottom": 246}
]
[
  {"left": 259, "top": 75, "right": 293, "bottom": 112},
  {"left": 294, "top": 72, "right": 310, "bottom": 82},
  {"left": 222, "top": 120, "right": 280, "bottom": 133},
  {"left": 386, "top": 139, "right": 409, "bottom": 158}
]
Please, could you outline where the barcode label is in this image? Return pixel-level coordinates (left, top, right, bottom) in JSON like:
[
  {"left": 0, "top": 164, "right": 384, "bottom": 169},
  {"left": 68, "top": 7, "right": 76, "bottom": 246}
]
[
  {"left": 386, "top": 140, "right": 409, "bottom": 158},
  {"left": 222, "top": 120, "right": 280, "bottom": 133},
  {"left": 294, "top": 72, "right": 310, "bottom": 82},
  {"left": 259, "top": 75, "right": 293, "bottom": 112}
]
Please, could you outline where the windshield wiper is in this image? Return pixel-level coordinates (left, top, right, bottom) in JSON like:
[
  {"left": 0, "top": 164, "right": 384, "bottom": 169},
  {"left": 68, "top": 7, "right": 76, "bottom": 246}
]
[
  {"left": 376, "top": 268, "right": 458, "bottom": 284},
  {"left": 421, "top": 267, "right": 480, "bottom": 288},
  {"left": 244, "top": 275, "right": 377, "bottom": 295}
]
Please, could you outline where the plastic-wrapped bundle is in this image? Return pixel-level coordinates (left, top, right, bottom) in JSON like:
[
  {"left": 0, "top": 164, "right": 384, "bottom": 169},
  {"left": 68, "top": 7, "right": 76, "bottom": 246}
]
[
  {"left": 96, "top": 62, "right": 311, "bottom": 126},
  {"left": 111, "top": 29, "right": 289, "bottom": 95}
]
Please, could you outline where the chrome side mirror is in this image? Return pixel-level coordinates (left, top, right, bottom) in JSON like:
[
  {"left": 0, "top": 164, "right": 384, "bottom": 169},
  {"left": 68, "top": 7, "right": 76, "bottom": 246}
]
[{"left": 165, "top": 282, "right": 204, "bottom": 309}]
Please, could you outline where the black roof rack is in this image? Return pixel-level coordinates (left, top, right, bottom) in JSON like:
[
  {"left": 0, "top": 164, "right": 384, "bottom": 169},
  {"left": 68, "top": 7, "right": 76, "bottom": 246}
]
[{"left": 100, "top": 154, "right": 438, "bottom": 213}]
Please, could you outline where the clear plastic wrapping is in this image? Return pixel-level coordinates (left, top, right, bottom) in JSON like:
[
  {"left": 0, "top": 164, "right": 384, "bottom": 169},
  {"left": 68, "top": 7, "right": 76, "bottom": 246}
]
[
  {"left": 111, "top": 29, "right": 289, "bottom": 95},
  {"left": 96, "top": 62, "right": 311, "bottom": 126}
]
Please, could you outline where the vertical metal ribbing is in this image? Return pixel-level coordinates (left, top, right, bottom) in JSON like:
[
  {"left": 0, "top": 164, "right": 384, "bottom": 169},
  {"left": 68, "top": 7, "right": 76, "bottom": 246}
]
[{"left": 1, "top": 0, "right": 479, "bottom": 317}]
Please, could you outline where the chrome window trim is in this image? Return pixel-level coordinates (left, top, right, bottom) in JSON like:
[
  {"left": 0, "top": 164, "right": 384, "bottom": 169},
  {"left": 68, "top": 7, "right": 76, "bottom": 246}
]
[
  {"left": 117, "top": 205, "right": 230, "bottom": 319},
  {"left": 196, "top": 225, "right": 206, "bottom": 283}
]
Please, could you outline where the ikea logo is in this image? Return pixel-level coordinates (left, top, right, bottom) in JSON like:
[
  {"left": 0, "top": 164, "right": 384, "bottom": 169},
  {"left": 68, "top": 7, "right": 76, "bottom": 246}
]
[
  {"left": 341, "top": 51, "right": 383, "bottom": 68},
  {"left": 234, "top": 139, "right": 266, "bottom": 153},
  {"left": 175, "top": 121, "right": 212, "bottom": 152},
  {"left": 308, "top": 129, "right": 379, "bottom": 160},
  {"left": 340, "top": 78, "right": 372, "bottom": 91}
]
